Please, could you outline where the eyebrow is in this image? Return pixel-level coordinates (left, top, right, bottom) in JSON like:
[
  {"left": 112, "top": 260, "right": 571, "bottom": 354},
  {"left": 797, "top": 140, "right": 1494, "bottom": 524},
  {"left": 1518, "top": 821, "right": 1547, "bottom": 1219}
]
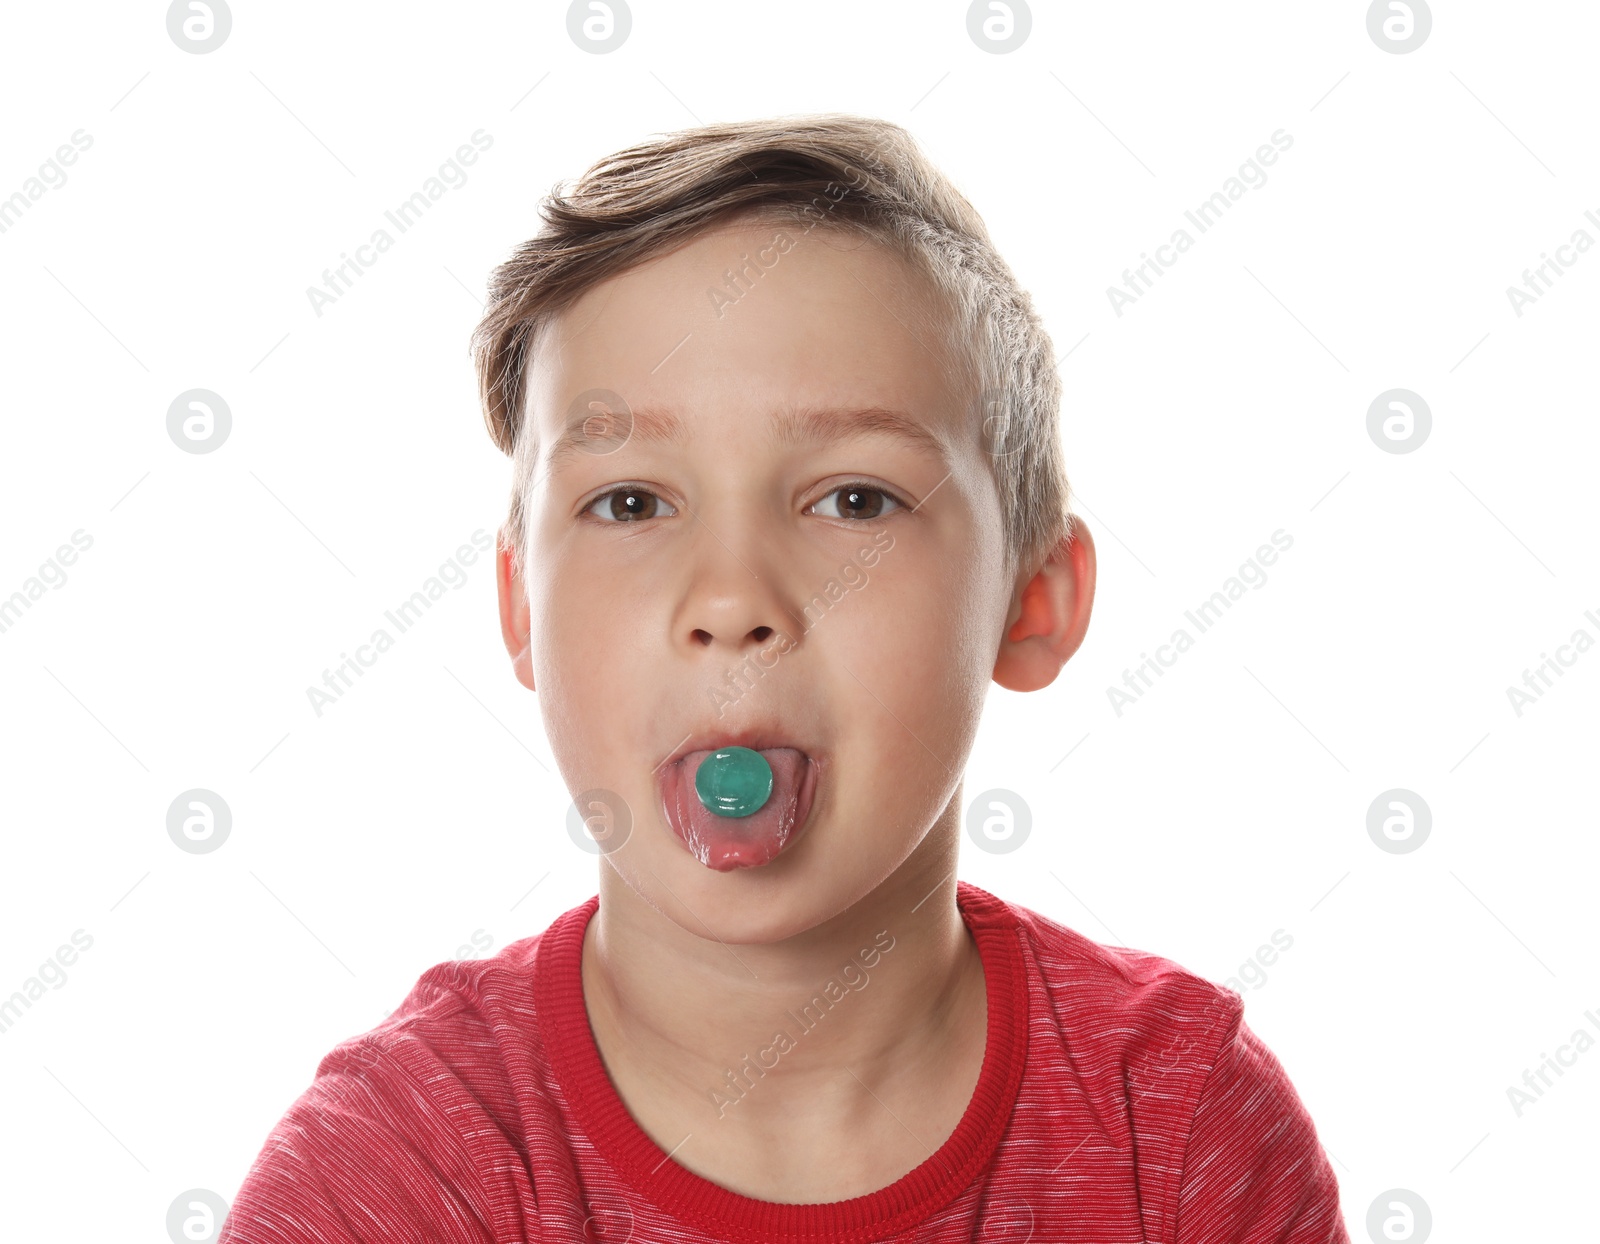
[{"left": 542, "top": 403, "right": 955, "bottom": 475}]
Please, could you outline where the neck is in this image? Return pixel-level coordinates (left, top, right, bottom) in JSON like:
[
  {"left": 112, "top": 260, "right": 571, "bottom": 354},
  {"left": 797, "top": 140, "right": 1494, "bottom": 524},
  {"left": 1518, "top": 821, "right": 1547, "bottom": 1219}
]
[{"left": 582, "top": 810, "right": 980, "bottom": 1136}]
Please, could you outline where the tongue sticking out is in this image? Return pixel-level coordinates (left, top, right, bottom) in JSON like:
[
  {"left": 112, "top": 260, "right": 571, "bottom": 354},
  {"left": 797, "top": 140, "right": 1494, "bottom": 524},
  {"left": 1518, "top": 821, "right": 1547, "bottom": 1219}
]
[{"left": 661, "top": 747, "right": 816, "bottom": 871}]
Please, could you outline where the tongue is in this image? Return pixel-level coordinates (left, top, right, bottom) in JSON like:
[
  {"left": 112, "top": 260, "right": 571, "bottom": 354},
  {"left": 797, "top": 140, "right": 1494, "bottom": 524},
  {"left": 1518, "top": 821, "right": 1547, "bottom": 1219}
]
[{"left": 664, "top": 747, "right": 809, "bottom": 871}]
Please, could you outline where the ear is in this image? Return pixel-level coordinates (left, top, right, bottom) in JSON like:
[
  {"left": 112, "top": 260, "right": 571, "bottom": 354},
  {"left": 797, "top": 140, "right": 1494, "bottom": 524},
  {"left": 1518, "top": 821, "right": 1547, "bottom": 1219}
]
[
  {"left": 992, "top": 518, "right": 1097, "bottom": 692},
  {"left": 496, "top": 527, "right": 536, "bottom": 692}
]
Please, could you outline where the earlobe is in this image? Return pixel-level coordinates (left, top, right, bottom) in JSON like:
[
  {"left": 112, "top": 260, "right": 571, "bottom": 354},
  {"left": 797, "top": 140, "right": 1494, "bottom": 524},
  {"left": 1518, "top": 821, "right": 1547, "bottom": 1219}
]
[
  {"left": 496, "top": 531, "right": 537, "bottom": 692},
  {"left": 993, "top": 518, "right": 1097, "bottom": 693}
]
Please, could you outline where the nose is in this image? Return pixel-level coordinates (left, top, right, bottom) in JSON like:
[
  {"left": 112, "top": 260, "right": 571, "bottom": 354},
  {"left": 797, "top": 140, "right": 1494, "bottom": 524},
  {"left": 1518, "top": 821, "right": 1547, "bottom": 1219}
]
[
  {"left": 685, "top": 579, "right": 782, "bottom": 651},
  {"left": 675, "top": 520, "right": 793, "bottom": 655},
  {"left": 691, "top": 616, "right": 776, "bottom": 649}
]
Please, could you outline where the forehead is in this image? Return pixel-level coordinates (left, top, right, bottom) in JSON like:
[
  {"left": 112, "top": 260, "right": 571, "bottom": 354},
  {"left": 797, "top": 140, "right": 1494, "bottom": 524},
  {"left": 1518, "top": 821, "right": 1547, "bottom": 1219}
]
[{"left": 525, "top": 219, "right": 972, "bottom": 452}]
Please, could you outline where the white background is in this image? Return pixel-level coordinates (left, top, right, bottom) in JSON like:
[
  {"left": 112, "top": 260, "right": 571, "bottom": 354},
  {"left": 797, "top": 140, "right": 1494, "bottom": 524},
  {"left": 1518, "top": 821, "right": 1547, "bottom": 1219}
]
[{"left": 1, "top": 1, "right": 1595, "bottom": 1239}]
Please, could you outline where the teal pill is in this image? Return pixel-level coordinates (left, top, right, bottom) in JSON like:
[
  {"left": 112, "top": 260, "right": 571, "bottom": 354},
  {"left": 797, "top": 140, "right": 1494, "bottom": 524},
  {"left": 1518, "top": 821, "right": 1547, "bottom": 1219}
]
[{"left": 694, "top": 746, "right": 773, "bottom": 818}]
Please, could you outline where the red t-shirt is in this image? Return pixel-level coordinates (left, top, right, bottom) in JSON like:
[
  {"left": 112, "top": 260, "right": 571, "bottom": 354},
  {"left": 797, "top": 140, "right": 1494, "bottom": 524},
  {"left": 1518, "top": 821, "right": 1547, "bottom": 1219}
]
[{"left": 217, "top": 880, "right": 1349, "bottom": 1243}]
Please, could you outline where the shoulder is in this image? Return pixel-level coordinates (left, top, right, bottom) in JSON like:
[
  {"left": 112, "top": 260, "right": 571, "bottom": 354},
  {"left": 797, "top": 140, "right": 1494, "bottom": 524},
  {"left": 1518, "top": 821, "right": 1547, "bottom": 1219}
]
[
  {"left": 345, "top": 910, "right": 572, "bottom": 1113},
  {"left": 969, "top": 887, "right": 1345, "bottom": 1242},
  {"left": 374, "top": 925, "right": 548, "bottom": 1046},
  {"left": 272, "top": 925, "right": 552, "bottom": 1143},
  {"left": 1171, "top": 1014, "right": 1348, "bottom": 1241},
  {"left": 217, "top": 911, "right": 584, "bottom": 1243},
  {"left": 974, "top": 887, "right": 1346, "bottom": 1241},
  {"left": 978, "top": 884, "right": 1245, "bottom": 1078}
]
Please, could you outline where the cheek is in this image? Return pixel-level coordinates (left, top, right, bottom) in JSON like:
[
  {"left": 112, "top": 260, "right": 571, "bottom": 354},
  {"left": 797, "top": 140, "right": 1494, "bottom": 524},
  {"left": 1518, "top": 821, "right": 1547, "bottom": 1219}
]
[
  {"left": 531, "top": 559, "right": 675, "bottom": 776},
  {"left": 862, "top": 548, "right": 993, "bottom": 693},
  {"left": 829, "top": 570, "right": 987, "bottom": 765},
  {"left": 528, "top": 561, "right": 622, "bottom": 724}
]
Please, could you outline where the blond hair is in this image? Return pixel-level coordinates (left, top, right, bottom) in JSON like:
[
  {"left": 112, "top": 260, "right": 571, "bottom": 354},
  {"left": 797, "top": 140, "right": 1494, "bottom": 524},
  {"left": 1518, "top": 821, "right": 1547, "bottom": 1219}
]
[{"left": 471, "top": 112, "right": 1072, "bottom": 584}]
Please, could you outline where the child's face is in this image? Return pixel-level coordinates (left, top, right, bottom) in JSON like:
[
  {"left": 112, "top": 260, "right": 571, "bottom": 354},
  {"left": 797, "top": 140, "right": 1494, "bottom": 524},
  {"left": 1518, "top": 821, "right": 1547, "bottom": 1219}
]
[{"left": 501, "top": 220, "right": 1025, "bottom": 934}]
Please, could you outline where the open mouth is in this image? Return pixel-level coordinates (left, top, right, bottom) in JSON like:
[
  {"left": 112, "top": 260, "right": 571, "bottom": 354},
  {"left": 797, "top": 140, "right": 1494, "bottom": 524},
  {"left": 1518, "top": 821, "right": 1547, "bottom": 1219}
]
[{"left": 657, "top": 746, "right": 820, "bottom": 871}]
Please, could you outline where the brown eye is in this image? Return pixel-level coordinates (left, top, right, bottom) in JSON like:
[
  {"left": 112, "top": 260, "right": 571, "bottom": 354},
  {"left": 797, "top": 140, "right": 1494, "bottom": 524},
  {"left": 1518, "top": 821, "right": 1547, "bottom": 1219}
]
[
  {"left": 812, "top": 483, "right": 902, "bottom": 521},
  {"left": 586, "top": 487, "right": 677, "bottom": 522}
]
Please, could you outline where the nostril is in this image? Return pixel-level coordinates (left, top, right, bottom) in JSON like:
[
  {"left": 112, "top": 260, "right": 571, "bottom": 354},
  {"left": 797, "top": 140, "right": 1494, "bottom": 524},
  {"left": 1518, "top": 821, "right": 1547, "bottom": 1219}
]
[{"left": 751, "top": 626, "right": 773, "bottom": 642}]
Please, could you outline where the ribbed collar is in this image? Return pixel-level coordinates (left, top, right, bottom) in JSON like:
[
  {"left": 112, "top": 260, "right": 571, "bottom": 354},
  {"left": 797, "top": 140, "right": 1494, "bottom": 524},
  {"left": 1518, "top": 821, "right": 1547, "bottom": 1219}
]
[{"left": 534, "top": 879, "right": 1029, "bottom": 1243}]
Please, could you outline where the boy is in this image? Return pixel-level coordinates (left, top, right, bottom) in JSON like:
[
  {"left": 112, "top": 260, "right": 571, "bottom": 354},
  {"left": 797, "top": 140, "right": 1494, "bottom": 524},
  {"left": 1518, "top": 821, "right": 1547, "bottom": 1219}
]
[{"left": 219, "top": 113, "right": 1348, "bottom": 1242}]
